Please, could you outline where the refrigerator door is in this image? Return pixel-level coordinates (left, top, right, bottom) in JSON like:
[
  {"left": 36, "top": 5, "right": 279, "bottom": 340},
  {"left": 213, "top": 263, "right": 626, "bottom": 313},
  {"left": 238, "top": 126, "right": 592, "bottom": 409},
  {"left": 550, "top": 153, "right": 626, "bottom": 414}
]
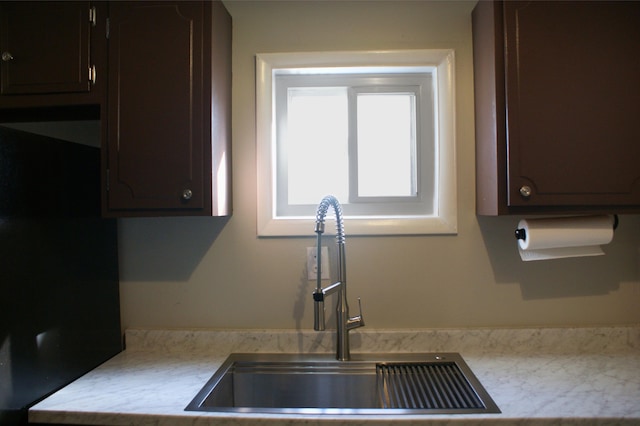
[{"left": 0, "top": 126, "right": 121, "bottom": 425}]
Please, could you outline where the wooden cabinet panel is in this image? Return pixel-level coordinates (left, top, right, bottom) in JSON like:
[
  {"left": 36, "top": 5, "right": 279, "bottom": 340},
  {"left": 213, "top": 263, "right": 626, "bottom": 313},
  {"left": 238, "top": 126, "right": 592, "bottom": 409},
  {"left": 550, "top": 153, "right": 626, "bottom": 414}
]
[
  {"left": 107, "top": 2, "right": 203, "bottom": 211},
  {"left": 0, "top": 1, "right": 232, "bottom": 217},
  {"left": 0, "top": 1, "right": 107, "bottom": 109},
  {"left": 473, "top": 1, "right": 640, "bottom": 215},
  {"left": 0, "top": 2, "right": 91, "bottom": 95},
  {"left": 105, "top": 1, "right": 231, "bottom": 216}
]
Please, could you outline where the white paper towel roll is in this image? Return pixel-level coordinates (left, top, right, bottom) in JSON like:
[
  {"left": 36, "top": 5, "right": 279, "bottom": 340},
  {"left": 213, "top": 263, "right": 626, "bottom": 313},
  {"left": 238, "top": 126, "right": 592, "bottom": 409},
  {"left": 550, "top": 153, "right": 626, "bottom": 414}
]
[{"left": 516, "top": 215, "right": 615, "bottom": 261}]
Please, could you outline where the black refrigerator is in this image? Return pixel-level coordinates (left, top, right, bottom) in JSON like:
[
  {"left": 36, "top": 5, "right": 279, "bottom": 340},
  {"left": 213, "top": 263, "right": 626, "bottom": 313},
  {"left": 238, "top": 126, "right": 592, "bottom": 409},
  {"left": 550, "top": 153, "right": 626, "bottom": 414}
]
[{"left": 0, "top": 125, "right": 122, "bottom": 425}]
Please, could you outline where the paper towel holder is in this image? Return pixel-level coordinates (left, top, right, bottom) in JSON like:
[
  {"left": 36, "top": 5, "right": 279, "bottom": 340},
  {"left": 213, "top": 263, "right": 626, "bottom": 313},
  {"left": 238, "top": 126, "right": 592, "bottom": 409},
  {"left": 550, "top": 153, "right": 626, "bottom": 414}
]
[
  {"left": 514, "top": 214, "right": 619, "bottom": 241},
  {"left": 514, "top": 228, "right": 527, "bottom": 241}
]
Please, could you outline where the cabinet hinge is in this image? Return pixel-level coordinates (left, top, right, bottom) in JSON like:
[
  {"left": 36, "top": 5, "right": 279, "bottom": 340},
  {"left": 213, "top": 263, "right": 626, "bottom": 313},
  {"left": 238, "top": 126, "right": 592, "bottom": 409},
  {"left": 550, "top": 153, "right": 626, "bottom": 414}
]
[
  {"left": 89, "top": 65, "right": 97, "bottom": 84},
  {"left": 89, "top": 6, "right": 97, "bottom": 26},
  {"left": 106, "top": 17, "right": 110, "bottom": 39}
]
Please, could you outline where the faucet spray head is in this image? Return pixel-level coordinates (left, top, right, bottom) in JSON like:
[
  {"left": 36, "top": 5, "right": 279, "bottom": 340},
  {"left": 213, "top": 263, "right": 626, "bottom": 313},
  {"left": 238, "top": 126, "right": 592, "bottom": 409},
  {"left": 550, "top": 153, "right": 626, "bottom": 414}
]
[{"left": 313, "top": 291, "right": 326, "bottom": 331}]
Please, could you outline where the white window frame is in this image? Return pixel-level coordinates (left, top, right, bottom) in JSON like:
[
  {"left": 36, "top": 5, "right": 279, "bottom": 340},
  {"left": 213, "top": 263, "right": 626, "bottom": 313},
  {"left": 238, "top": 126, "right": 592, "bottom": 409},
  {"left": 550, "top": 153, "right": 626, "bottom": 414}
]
[
  {"left": 256, "top": 50, "right": 457, "bottom": 236},
  {"left": 275, "top": 75, "right": 433, "bottom": 217}
]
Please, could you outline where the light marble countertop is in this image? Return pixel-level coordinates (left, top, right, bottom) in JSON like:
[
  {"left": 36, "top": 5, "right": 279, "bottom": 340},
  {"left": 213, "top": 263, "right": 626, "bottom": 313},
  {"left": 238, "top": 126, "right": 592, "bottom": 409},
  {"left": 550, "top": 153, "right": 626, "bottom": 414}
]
[{"left": 29, "top": 327, "right": 640, "bottom": 425}]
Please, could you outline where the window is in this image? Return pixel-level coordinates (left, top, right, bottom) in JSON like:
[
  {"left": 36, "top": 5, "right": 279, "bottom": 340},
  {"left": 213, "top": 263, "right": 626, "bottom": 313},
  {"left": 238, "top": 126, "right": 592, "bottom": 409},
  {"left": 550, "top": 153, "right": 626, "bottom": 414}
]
[
  {"left": 277, "top": 75, "right": 432, "bottom": 217},
  {"left": 256, "top": 50, "right": 456, "bottom": 236}
]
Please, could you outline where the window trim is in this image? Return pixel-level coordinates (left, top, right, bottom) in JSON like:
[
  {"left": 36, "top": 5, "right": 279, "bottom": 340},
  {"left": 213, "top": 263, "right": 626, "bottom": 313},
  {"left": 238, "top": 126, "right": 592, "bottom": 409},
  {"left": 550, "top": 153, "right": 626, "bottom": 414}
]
[{"left": 256, "top": 50, "right": 457, "bottom": 236}]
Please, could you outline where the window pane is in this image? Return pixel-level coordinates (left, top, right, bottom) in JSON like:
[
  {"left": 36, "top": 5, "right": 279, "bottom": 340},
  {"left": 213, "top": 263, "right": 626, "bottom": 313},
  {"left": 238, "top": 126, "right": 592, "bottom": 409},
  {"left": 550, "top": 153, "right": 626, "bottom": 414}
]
[
  {"left": 356, "top": 93, "right": 416, "bottom": 197},
  {"left": 287, "top": 88, "right": 349, "bottom": 205}
]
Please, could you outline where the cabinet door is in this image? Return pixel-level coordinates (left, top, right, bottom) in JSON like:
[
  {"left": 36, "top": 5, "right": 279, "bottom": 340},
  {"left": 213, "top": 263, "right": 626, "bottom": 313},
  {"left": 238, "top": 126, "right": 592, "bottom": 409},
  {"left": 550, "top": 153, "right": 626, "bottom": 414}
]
[
  {"left": 503, "top": 1, "right": 640, "bottom": 208},
  {"left": 0, "top": 1, "right": 92, "bottom": 95},
  {"left": 107, "top": 2, "right": 206, "bottom": 212}
]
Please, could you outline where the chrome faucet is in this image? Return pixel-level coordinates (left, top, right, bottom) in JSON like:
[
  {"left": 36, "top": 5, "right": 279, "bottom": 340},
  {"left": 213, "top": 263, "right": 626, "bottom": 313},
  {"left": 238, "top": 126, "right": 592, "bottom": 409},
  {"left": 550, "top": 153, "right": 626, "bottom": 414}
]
[{"left": 312, "top": 195, "right": 364, "bottom": 361}]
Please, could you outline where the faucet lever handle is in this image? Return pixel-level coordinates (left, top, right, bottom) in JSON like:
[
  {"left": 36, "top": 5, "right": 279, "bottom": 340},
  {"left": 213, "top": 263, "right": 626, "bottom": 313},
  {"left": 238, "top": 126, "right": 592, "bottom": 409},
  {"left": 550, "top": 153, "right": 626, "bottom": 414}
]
[{"left": 349, "top": 297, "right": 365, "bottom": 328}]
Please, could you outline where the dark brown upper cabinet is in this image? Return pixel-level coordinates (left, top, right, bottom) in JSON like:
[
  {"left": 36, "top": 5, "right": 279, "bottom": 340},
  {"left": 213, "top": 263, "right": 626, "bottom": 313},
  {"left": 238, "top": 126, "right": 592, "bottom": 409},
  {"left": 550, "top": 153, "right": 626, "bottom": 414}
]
[
  {"left": 473, "top": 1, "right": 640, "bottom": 216},
  {"left": 0, "top": 1, "right": 107, "bottom": 109},
  {"left": 105, "top": 1, "right": 231, "bottom": 217}
]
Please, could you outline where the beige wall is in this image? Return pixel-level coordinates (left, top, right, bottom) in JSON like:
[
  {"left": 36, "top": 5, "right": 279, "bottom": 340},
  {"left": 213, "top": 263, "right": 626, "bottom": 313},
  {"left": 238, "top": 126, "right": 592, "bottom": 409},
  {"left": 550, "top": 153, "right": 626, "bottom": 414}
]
[{"left": 118, "top": 0, "right": 640, "bottom": 331}]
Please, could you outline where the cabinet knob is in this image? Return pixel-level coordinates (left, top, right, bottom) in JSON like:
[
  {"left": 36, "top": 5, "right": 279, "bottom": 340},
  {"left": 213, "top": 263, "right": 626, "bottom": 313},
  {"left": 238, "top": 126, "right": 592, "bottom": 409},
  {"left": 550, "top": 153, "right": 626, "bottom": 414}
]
[
  {"left": 1, "top": 52, "right": 14, "bottom": 62},
  {"left": 181, "top": 189, "right": 193, "bottom": 201},
  {"left": 519, "top": 185, "right": 532, "bottom": 198}
]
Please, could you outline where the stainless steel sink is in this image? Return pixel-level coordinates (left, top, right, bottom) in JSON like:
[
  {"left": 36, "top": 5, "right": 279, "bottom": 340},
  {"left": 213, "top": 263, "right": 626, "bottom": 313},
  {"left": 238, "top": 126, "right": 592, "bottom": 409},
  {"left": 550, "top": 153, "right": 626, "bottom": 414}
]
[{"left": 185, "top": 353, "right": 500, "bottom": 415}]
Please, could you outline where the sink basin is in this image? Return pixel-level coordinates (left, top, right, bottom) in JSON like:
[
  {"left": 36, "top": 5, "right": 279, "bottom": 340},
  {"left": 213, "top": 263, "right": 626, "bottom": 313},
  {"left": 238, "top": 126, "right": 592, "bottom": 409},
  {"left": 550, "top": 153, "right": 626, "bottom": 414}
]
[{"left": 185, "top": 353, "right": 500, "bottom": 415}]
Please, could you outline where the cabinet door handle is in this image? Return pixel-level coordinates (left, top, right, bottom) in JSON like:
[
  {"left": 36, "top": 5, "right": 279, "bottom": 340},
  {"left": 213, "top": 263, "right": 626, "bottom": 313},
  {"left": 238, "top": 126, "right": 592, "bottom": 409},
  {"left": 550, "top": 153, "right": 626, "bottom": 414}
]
[
  {"left": 182, "top": 189, "right": 193, "bottom": 201},
  {"left": 89, "top": 6, "right": 97, "bottom": 26},
  {"left": 519, "top": 185, "right": 532, "bottom": 198},
  {"left": 1, "top": 52, "right": 14, "bottom": 62}
]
